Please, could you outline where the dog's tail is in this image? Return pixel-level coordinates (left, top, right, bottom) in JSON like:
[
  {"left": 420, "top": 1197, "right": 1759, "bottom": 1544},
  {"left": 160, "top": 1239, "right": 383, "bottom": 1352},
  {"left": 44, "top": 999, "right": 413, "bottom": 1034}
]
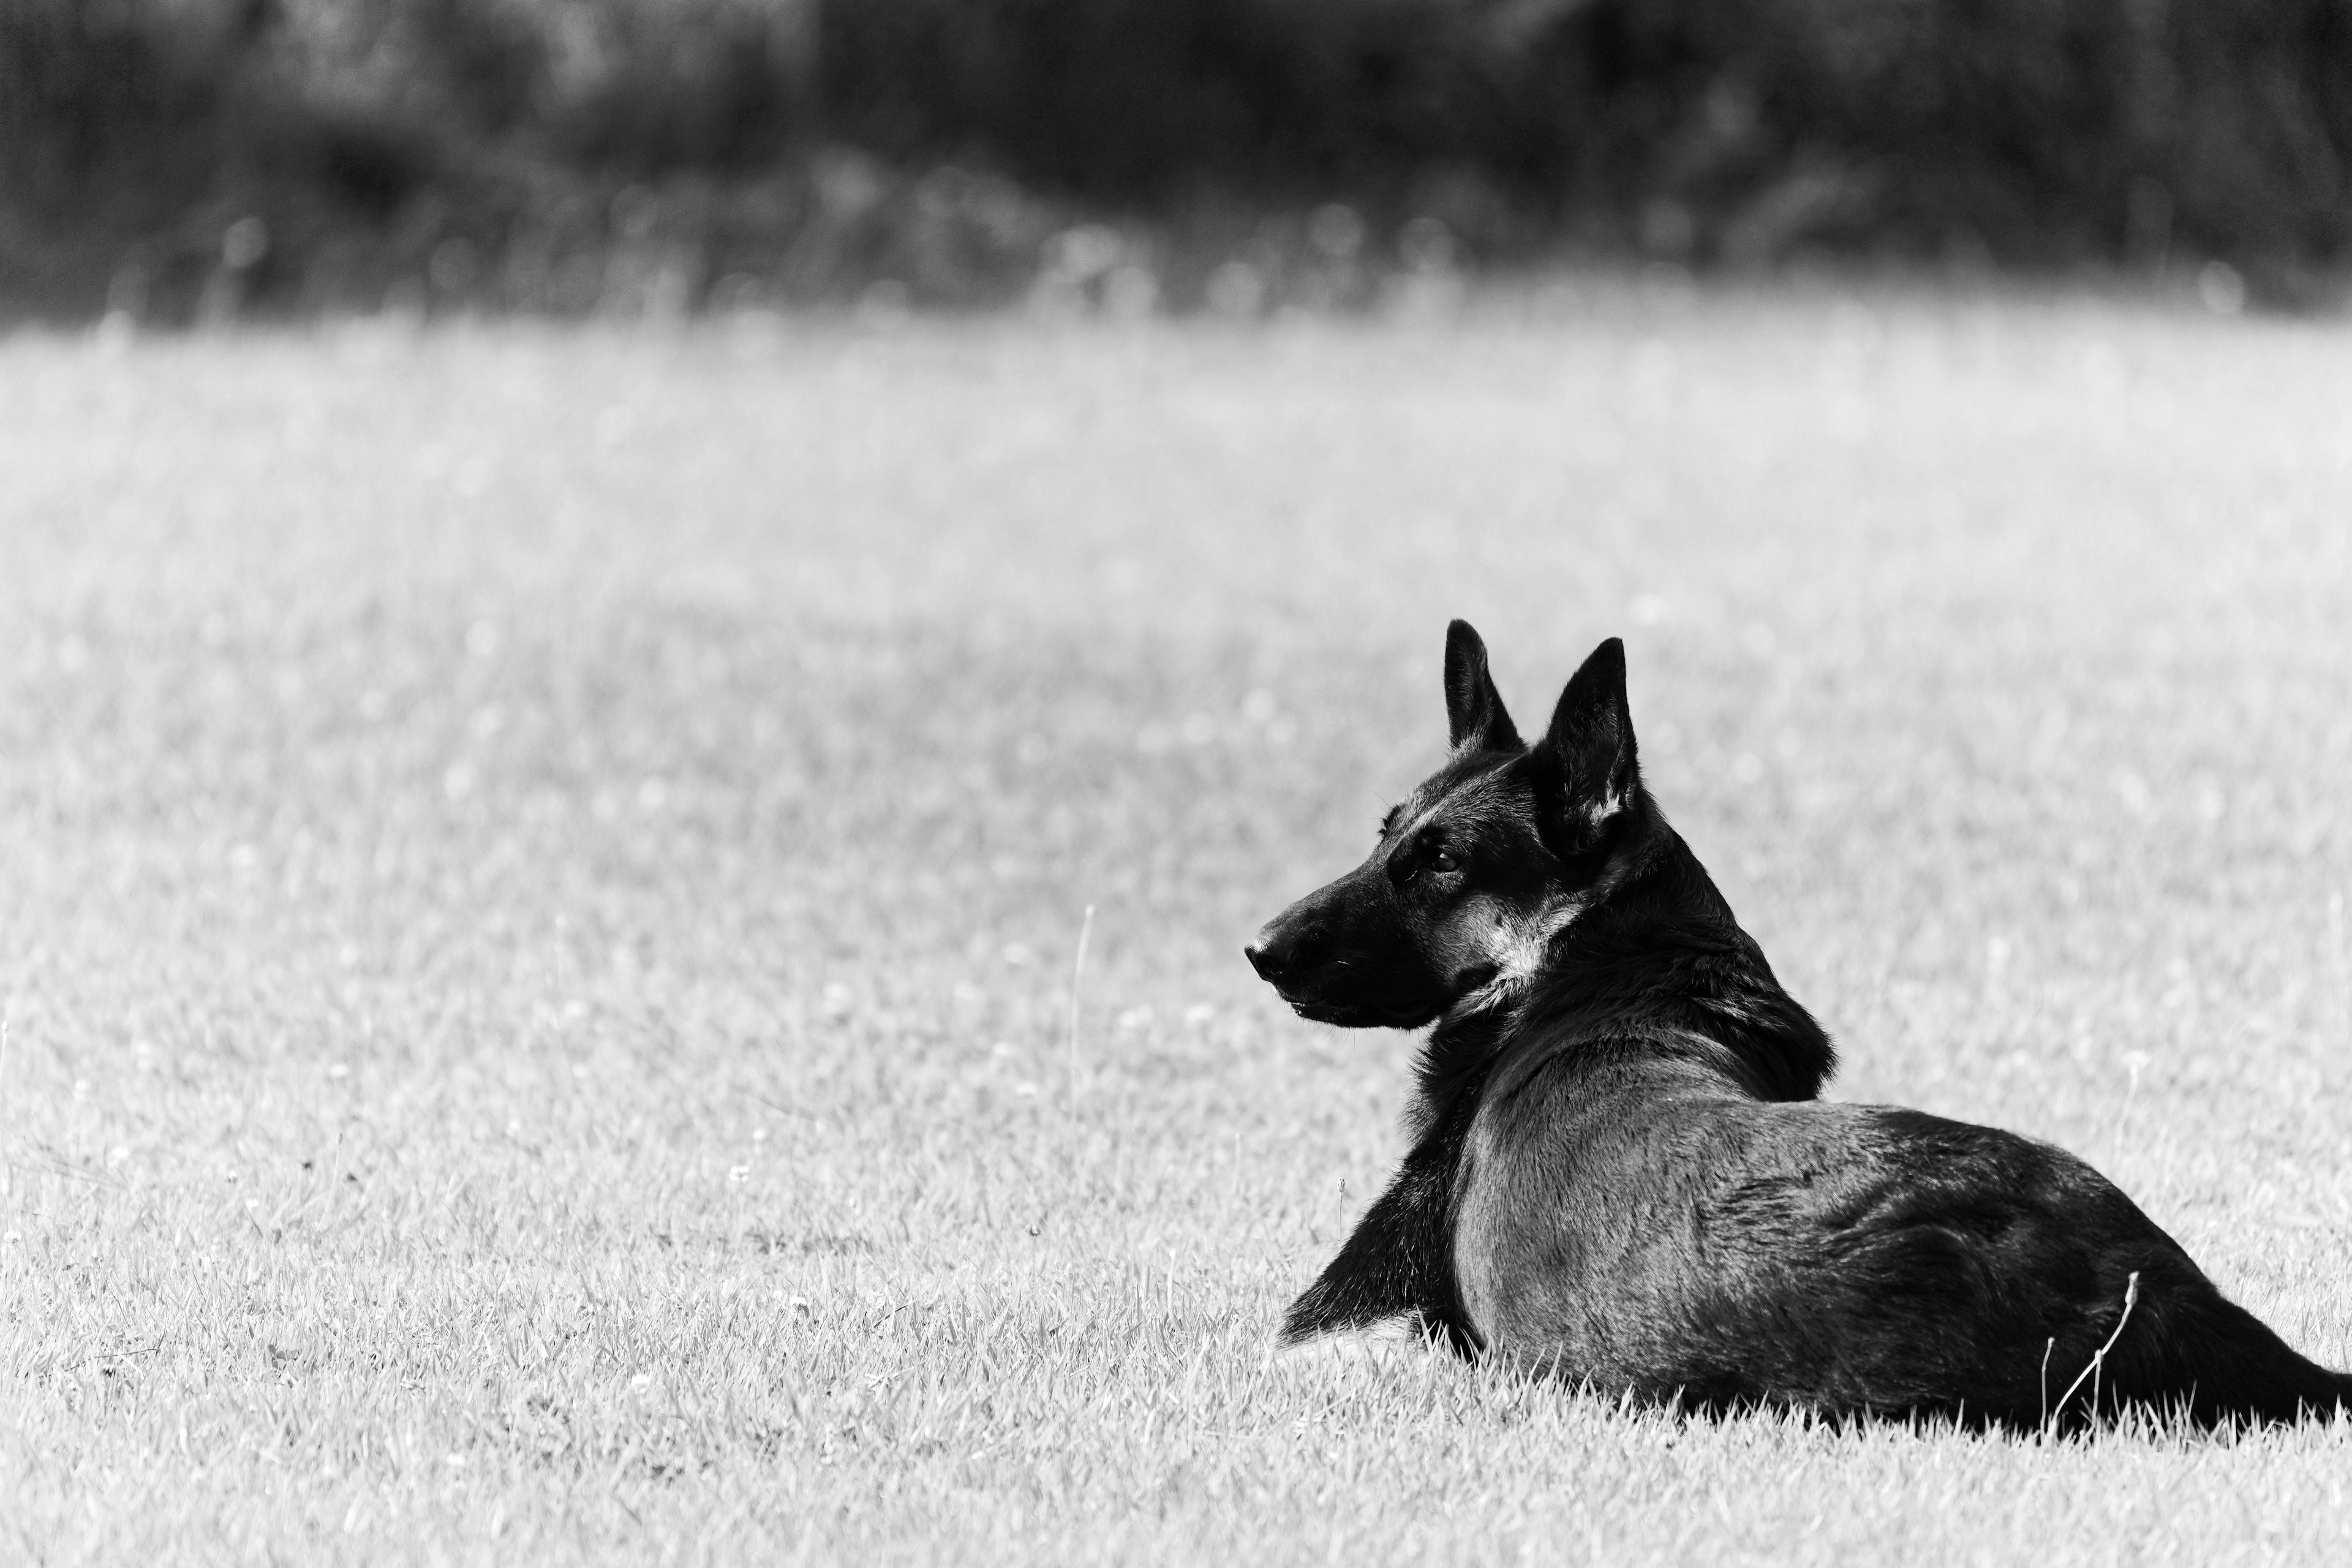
[
  {"left": 2280, "top": 1367, "right": 2352, "bottom": 1428},
  {"left": 2090, "top": 1277, "right": 2352, "bottom": 1428},
  {"left": 2174, "top": 1297, "right": 2352, "bottom": 1427},
  {"left": 2236, "top": 1346, "right": 2352, "bottom": 1427}
]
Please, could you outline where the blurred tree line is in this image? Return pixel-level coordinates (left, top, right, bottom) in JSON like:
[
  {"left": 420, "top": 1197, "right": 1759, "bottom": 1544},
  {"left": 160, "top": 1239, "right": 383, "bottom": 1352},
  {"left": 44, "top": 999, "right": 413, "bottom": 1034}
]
[{"left": 2, "top": 0, "right": 2347, "bottom": 318}]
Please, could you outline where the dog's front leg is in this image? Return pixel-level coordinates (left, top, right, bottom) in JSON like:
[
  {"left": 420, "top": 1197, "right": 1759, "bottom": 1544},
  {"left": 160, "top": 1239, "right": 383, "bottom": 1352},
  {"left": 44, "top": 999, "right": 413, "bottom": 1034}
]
[{"left": 1276, "top": 1313, "right": 1444, "bottom": 1371}]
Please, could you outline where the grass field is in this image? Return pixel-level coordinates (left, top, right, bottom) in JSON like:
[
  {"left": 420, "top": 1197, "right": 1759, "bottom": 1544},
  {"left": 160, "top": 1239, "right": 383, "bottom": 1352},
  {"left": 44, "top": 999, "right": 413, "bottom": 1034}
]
[{"left": 4, "top": 287, "right": 2351, "bottom": 1565}]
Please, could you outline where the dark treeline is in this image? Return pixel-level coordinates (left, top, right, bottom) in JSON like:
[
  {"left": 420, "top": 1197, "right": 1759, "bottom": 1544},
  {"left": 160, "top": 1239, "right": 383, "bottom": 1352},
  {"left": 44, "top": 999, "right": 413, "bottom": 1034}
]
[{"left": 3, "top": 0, "right": 2348, "bottom": 318}]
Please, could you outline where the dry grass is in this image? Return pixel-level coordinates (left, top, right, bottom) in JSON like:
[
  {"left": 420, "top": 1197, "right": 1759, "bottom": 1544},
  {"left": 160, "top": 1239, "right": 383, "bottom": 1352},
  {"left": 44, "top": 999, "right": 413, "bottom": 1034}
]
[{"left": 4, "top": 287, "right": 2351, "bottom": 1564}]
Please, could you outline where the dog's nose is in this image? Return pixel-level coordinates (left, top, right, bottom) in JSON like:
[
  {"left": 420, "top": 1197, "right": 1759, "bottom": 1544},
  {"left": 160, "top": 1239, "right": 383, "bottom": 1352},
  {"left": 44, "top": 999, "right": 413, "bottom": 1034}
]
[{"left": 1246, "top": 921, "right": 1300, "bottom": 983}]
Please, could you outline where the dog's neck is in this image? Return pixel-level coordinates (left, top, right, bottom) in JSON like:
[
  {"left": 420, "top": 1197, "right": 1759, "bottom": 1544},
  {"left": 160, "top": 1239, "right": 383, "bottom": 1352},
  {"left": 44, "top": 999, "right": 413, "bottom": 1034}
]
[{"left": 1409, "top": 827, "right": 1836, "bottom": 1133}]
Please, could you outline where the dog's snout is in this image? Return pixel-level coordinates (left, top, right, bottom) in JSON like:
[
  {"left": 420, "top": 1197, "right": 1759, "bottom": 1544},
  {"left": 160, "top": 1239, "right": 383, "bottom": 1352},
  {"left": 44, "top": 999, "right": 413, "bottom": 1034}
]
[{"left": 1245, "top": 872, "right": 1434, "bottom": 1028}]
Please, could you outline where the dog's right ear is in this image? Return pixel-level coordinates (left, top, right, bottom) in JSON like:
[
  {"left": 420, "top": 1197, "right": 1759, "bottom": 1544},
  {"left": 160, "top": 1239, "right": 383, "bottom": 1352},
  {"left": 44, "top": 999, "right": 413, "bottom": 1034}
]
[{"left": 1444, "top": 619, "right": 1520, "bottom": 753}]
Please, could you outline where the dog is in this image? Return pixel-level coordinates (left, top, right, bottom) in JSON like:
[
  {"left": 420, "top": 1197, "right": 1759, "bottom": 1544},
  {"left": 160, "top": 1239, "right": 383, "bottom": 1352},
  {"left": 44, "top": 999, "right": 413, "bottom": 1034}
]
[{"left": 1245, "top": 620, "right": 2348, "bottom": 1428}]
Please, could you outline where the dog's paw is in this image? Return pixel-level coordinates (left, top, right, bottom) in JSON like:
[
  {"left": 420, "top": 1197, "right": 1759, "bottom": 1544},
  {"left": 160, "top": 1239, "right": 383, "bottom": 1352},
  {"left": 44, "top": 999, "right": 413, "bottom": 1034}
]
[{"left": 1278, "top": 1315, "right": 1435, "bottom": 1372}]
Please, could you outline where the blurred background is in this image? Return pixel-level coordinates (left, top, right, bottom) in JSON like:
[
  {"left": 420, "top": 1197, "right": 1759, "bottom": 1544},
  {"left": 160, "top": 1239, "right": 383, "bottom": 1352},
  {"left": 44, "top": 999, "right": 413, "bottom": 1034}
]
[{"left": 4, "top": 0, "right": 2350, "bottom": 322}]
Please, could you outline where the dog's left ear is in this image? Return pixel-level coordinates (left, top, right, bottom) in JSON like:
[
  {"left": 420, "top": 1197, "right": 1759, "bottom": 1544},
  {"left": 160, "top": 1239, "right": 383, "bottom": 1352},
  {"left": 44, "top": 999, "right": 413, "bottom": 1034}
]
[
  {"left": 1443, "top": 619, "right": 1521, "bottom": 753},
  {"left": 1538, "top": 637, "right": 1639, "bottom": 833}
]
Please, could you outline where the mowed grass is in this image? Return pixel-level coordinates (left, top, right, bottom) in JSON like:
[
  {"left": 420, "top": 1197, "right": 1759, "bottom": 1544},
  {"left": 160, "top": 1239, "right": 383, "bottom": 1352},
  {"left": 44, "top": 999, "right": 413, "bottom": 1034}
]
[{"left": 3, "top": 288, "right": 2351, "bottom": 1566}]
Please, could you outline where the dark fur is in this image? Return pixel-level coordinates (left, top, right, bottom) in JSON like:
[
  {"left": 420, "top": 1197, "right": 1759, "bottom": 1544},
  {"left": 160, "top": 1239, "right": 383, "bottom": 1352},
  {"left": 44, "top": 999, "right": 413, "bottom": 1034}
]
[{"left": 1245, "top": 622, "right": 2350, "bottom": 1430}]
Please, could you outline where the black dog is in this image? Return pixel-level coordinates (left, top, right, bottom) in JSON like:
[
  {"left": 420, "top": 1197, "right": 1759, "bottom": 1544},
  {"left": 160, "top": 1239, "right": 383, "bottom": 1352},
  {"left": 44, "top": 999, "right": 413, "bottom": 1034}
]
[{"left": 1246, "top": 621, "right": 2348, "bottom": 1428}]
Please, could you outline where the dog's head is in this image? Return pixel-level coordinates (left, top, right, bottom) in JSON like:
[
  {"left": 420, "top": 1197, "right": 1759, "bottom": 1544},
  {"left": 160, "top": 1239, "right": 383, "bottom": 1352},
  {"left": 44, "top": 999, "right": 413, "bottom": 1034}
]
[{"left": 1245, "top": 620, "right": 1648, "bottom": 1028}]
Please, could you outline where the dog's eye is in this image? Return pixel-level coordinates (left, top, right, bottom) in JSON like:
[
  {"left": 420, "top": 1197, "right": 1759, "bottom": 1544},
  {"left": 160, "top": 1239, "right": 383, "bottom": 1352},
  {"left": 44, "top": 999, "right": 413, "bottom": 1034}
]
[{"left": 1429, "top": 847, "right": 1460, "bottom": 875}]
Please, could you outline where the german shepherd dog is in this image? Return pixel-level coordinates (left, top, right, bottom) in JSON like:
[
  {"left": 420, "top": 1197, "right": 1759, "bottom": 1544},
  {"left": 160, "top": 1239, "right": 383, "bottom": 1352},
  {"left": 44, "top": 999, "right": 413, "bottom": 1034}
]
[{"left": 1245, "top": 622, "right": 2349, "bottom": 1428}]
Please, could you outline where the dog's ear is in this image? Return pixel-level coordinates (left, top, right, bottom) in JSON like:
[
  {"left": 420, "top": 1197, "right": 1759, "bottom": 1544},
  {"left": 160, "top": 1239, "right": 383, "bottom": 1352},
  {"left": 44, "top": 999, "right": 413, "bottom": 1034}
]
[
  {"left": 1538, "top": 637, "right": 1638, "bottom": 830},
  {"left": 1443, "top": 619, "right": 1520, "bottom": 753}
]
